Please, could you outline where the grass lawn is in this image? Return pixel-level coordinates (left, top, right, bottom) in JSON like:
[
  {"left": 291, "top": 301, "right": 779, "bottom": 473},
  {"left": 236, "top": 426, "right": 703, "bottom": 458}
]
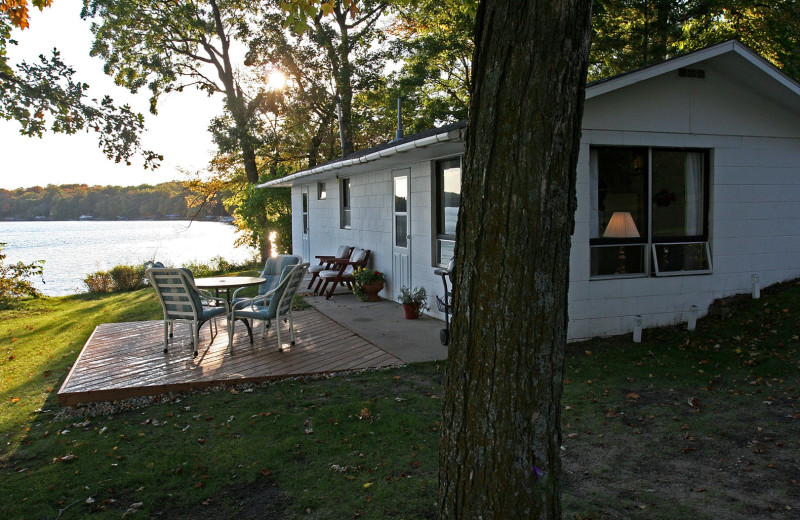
[{"left": 1, "top": 280, "right": 799, "bottom": 519}]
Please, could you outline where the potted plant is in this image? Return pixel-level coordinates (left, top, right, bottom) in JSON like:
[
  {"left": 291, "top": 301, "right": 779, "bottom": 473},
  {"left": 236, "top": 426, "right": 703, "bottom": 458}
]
[
  {"left": 353, "top": 267, "right": 385, "bottom": 302},
  {"left": 399, "top": 285, "right": 428, "bottom": 319}
]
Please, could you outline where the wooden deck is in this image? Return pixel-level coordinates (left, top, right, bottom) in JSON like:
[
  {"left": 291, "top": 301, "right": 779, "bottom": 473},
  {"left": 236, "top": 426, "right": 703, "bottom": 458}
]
[{"left": 57, "top": 309, "right": 404, "bottom": 405}]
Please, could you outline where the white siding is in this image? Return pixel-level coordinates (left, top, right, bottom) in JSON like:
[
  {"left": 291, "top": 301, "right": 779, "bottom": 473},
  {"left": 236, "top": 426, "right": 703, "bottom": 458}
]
[
  {"left": 292, "top": 55, "right": 800, "bottom": 341},
  {"left": 569, "top": 64, "right": 800, "bottom": 339}
]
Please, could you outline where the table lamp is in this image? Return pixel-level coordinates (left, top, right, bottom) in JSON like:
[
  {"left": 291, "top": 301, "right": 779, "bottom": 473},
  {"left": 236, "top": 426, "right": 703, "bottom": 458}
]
[{"left": 603, "top": 211, "right": 640, "bottom": 273}]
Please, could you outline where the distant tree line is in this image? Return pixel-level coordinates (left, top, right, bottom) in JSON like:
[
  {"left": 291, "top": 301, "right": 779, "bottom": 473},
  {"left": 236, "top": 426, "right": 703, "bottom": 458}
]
[{"left": 0, "top": 182, "right": 229, "bottom": 221}]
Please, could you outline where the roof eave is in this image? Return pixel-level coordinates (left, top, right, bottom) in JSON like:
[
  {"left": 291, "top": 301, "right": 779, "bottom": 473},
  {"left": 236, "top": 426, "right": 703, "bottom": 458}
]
[{"left": 258, "top": 126, "right": 464, "bottom": 188}]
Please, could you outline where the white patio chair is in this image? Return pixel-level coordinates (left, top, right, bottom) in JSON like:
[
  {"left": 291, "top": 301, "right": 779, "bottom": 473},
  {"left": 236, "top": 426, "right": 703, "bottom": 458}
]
[
  {"left": 228, "top": 262, "right": 310, "bottom": 353},
  {"left": 146, "top": 267, "right": 229, "bottom": 357}
]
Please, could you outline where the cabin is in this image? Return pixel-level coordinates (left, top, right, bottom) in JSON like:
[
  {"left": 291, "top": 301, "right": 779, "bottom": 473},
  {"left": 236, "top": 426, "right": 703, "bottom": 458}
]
[{"left": 259, "top": 41, "right": 800, "bottom": 340}]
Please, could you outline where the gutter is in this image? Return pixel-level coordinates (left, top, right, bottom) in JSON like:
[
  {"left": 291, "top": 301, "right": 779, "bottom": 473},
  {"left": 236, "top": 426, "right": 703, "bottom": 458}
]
[{"left": 257, "top": 127, "right": 463, "bottom": 188}]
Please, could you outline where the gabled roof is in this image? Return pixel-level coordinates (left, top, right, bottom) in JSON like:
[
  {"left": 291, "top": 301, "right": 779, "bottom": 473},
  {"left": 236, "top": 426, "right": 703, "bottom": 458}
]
[
  {"left": 261, "top": 40, "right": 800, "bottom": 189},
  {"left": 585, "top": 40, "right": 800, "bottom": 110}
]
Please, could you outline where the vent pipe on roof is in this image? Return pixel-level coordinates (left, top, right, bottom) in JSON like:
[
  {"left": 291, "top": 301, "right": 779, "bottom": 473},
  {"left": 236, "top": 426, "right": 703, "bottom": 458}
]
[
  {"left": 336, "top": 99, "right": 346, "bottom": 157},
  {"left": 390, "top": 98, "right": 403, "bottom": 143}
]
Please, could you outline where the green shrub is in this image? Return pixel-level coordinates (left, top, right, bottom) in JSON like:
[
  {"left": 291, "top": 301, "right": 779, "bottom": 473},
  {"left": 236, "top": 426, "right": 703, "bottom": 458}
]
[
  {"left": 0, "top": 243, "right": 44, "bottom": 306},
  {"left": 84, "top": 265, "right": 146, "bottom": 293},
  {"left": 110, "top": 264, "right": 147, "bottom": 291},
  {"left": 85, "top": 256, "right": 258, "bottom": 294},
  {"left": 83, "top": 271, "right": 114, "bottom": 293},
  {"left": 183, "top": 255, "right": 259, "bottom": 278}
]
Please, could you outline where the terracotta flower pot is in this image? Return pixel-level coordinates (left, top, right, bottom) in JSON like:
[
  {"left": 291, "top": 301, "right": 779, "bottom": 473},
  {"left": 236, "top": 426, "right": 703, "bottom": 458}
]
[
  {"left": 361, "top": 281, "right": 384, "bottom": 302},
  {"left": 403, "top": 303, "right": 420, "bottom": 319}
]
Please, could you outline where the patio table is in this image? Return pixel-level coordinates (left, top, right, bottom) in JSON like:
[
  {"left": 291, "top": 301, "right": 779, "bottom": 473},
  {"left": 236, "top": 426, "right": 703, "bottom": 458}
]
[{"left": 194, "top": 276, "right": 266, "bottom": 305}]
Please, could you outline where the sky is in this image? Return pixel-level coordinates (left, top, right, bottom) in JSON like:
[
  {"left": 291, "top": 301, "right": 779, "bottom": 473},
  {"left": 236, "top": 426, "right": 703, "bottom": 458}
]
[{"left": 0, "top": 2, "right": 224, "bottom": 190}]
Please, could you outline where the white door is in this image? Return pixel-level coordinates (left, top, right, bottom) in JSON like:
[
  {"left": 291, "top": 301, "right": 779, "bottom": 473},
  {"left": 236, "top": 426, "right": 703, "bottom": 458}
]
[
  {"left": 392, "top": 170, "right": 411, "bottom": 299},
  {"left": 301, "top": 186, "right": 310, "bottom": 262}
]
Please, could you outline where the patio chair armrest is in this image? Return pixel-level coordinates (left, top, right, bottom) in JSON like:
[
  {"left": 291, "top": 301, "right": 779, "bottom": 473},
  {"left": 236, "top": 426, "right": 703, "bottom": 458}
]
[
  {"left": 197, "top": 289, "right": 230, "bottom": 311},
  {"left": 329, "top": 258, "right": 357, "bottom": 265},
  {"left": 231, "top": 287, "right": 274, "bottom": 311},
  {"left": 231, "top": 285, "right": 256, "bottom": 301}
]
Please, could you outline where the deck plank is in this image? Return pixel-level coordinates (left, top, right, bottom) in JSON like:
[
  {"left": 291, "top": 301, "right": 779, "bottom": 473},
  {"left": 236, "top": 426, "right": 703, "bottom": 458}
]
[{"left": 57, "top": 309, "right": 404, "bottom": 405}]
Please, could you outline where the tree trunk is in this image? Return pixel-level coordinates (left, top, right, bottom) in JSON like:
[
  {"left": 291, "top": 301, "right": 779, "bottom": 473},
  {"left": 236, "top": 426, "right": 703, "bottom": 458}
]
[
  {"left": 240, "top": 132, "right": 260, "bottom": 184},
  {"left": 438, "top": 1, "right": 593, "bottom": 519}
]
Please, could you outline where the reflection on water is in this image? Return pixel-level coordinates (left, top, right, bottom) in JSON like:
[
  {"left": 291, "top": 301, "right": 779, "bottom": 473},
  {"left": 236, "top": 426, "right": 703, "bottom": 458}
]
[{"left": 1, "top": 221, "right": 256, "bottom": 296}]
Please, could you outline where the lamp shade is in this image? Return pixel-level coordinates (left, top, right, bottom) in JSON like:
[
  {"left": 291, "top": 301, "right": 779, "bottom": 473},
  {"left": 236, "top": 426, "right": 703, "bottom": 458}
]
[{"left": 603, "top": 211, "right": 640, "bottom": 238}]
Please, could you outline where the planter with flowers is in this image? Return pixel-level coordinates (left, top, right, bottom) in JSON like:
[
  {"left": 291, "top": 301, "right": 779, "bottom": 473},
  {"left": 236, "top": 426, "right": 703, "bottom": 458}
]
[
  {"left": 399, "top": 285, "right": 428, "bottom": 319},
  {"left": 353, "top": 267, "right": 385, "bottom": 302}
]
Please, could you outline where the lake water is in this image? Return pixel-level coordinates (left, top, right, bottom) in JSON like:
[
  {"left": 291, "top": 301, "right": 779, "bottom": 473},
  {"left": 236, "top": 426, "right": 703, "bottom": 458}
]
[{"left": 0, "top": 221, "right": 257, "bottom": 296}]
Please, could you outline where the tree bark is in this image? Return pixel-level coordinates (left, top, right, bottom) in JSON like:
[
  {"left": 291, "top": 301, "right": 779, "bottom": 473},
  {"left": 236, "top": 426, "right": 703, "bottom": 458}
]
[{"left": 438, "top": 1, "right": 592, "bottom": 519}]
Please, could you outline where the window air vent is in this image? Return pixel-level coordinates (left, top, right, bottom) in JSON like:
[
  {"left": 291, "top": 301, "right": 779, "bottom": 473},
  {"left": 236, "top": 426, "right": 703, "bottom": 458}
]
[{"left": 678, "top": 67, "right": 706, "bottom": 79}]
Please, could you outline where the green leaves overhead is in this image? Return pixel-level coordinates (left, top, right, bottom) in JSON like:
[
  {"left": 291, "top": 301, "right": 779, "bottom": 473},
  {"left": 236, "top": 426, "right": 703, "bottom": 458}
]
[
  {"left": 0, "top": 43, "right": 161, "bottom": 168},
  {"left": 590, "top": 0, "right": 800, "bottom": 81}
]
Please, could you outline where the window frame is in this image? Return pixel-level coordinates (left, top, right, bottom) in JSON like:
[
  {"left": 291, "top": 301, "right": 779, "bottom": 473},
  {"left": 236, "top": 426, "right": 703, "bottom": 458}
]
[
  {"left": 589, "top": 146, "right": 711, "bottom": 279},
  {"left": 434, "top": 155, "right": 462, "bottom": 266},
  {"left": 339, "top": 177, "right": 351, "bottom": 229}
]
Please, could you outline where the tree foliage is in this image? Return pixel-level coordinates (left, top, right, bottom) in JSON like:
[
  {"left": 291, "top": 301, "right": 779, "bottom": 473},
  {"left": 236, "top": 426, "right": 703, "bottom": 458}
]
[
  {"left": 386, "top": 0, "right": 475, "bottom": 131},
  {"left": 590, "top": 0, "right": 800, "bottom": 81},
  {"left": 0, "top": 0, "right": 52, "bottom": 30},
  {"left": 226, "top": 172, "right": 292, "bottom": 257},
  {"left": 0, "top": 242, "right": 43, "bottom": 305},
  {"left": 0, "top": 182, "right": 226, "bottom": 220},
  {"left": 189, "top": 154, "right": 292, "bottom": 260},
  {"left": 246, "top": 0, "right": 391, "bottom": 164},
  {"left": 0, "top": 7, "right": 161, "bottom": 168},
  {"left": 82, "top": 0, "right": 268, "bottom": 184}
]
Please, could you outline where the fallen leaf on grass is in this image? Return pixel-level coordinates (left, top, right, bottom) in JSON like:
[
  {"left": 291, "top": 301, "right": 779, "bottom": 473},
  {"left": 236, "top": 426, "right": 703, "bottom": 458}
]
[
  {"left": 52, "top": 454, "right": 78, "bottom": 463},
  {"left": 626, "top": 393, "right": 640, "bottom": 400}
]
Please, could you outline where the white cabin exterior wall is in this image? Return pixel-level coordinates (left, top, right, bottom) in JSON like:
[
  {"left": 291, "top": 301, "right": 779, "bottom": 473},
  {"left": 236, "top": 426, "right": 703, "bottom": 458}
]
[{"left": 290, "top": 57, "right": 800, "bottom": 340}]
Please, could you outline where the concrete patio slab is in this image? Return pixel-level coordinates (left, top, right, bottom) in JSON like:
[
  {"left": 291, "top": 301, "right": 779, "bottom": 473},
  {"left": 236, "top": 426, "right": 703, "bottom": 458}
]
[{"left": 302, "top": 290, "right": 449, "bottom": 364}]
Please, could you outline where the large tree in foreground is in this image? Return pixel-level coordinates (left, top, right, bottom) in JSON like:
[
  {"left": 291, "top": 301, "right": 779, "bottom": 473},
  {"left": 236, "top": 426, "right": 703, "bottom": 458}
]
[{"left": 438, "top": 1, "right": 593, "bottom": 518}]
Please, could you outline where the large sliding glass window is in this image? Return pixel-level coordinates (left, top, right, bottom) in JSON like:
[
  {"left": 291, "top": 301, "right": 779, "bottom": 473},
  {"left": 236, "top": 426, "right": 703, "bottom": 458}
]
[
  {"left": 435, "top": 157, "right": 461, "bottom": 266},
  {"left": 590, "top": 147, "right": 711, "bottom": 277}
]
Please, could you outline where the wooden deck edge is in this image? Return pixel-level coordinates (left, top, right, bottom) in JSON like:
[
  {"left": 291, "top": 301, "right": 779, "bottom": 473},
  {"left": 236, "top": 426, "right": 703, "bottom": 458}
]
[
  {"left": 56, "top": 312, "right": 410, "bottom": 407},
  {"left": 57, "top": 324, "right": 103, "bottom": 398},
  {"left": 57, "top": 361, "right": 404, "bottom": 406}
]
